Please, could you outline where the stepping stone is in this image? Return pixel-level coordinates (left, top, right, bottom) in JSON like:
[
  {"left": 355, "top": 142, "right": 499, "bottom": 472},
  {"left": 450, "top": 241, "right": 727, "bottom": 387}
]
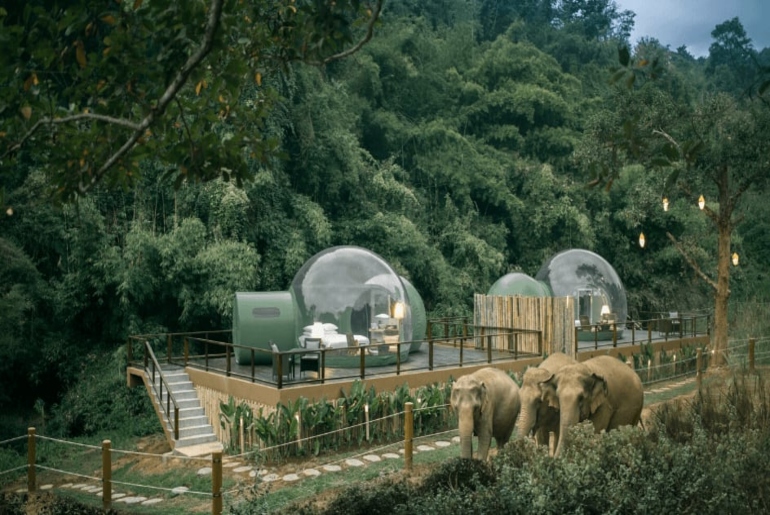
[
  {"left": 171, "top": 486, "right": 189, "bottom": 496},
  {"left": 224, "top": 462, "right": 241, "bottom": 468},
  {"left": 345, "top": 459, "right": 365, "bottom": 467},
  {"left": 363, "top": 454, "right": 381, "bottom": 463},
  {"left": 249, "top": 471, "right": 257, "bottom": 478},
  {"left": 15, "top": 489, "right": 25, "bottom": 494},
  {"left": 398, "top": 448, "right": 417, "bottom": 455},
  {"left": 60, "top": 483, "right": 73, "bottom": 489},
  {"left": 262, "top": 473, "right": 280, "bottom": 482},
  {"left": 303, "top": 469, "right": 321, "bottom": 478},
  {"left": 142, "top": 498, "right": 163, "bottom": 506},
  {"left": 382, "top": 453, "right": 400, "bottom": 459},
  {"left": 112, "top": 493, "right": 126, "bottom": 500},
  {"left": 197, "top": 467, "right": 212, "bottom": 476},
  {"left": 283, "top": 473, "right": 301, "bottom": 482},
  {"left": 451, "top": 436, "right": 461, "bottom": 444},
  {"left": 417, "top": 445, "right": 435, "bottom": 452},
  {"left": 72, "top": 483, "right": 88, "bottom": 490},
  {"left": 256, "top": 468, "right": 269, "bottom": 476},
  {"left": 435, "top": 441, "right": 452, "bottom": 448},
  {"left": 234, "top": 466, "right": 253, "bottom": 473},
  {"left": 322, "top": 464, "right": 342, "bottom": 473},
  {"left": 40, "top": 484, "right": 53, "bottom": 491},
  {"left": 83, "top": 485, "right": 101, "bottom": 493},
  {"left": 121, "top": 496, "right": 148, "bottom": 504}
]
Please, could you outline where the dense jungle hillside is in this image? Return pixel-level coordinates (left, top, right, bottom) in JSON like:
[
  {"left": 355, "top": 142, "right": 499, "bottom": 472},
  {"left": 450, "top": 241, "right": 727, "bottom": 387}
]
[{"left": 1, "top": 0, "right": 769, "bottom": 440}]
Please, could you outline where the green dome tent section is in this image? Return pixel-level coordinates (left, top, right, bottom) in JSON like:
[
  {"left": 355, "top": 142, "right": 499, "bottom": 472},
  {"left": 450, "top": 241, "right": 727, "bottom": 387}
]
[
  {"left": 488, "top": 272, "right": 552, "bottom": 297},
  {"left": 233, "top": 291, "right": 296, "bottom": 365},
  {"left": 401, "top": 276, "right": 426, "bottom": 353}
]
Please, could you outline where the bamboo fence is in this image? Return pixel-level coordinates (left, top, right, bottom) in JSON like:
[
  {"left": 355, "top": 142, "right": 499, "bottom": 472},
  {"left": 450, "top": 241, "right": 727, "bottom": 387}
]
[{"left": 474, "top": 294, "right": 575, "bottom": 357}]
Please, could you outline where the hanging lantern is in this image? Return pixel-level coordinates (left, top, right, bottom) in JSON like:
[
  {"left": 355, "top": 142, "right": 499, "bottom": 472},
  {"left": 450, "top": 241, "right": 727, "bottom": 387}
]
[
  {"left": 732, "top": 252, "right": 739, "bottom": 266},
  {"left": 639, "top": 232, "right": 646, "bottom": 248},
  {"left": 662, "top": 196, "right": 669, "bottom": 212},
  {"left": 698, "top": 195, "right": 705, "bottom": 210}
]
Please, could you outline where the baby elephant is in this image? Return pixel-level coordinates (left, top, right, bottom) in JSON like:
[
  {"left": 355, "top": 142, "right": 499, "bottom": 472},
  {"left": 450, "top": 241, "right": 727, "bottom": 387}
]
[{"left": 451, "top": 367, "right": 521, "bottom": 460}]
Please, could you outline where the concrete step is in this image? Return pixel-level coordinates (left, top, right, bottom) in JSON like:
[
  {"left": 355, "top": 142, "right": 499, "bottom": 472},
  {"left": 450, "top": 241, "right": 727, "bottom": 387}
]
[
  {"left": 177, "top": 424, "right": 217, "bottom": 440},
  {"left": 175, "top": 433, "right": 220, "bottom": 448}
]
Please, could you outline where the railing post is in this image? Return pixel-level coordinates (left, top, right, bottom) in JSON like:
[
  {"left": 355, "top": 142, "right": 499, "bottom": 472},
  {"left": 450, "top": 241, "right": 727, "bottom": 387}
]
[
  {"left": 102, "top": 440, "right": 112, "bottom": 512},
  {"left": 250, "top": 349, "right": 256, "bottom": 382},
  {"left": 428, "top": 340, "right": 434, "bottom": 371},
  {"left": 573, "top": 327, "right": 579, "bottom": 359},
  {"left": 749, "top": 337, "right": 756, "bottom": 373},
  {"left": 487, "top": 334, "right": 493, "bottom": 363},
  {"left": 647, "top": 322, "right": 652, "bottom": 344},
  {"left": 226, "top": 345, "right": 231, "bottom": 377},
  {"left": 396, "top": 342, "right": 402, "bottom": 375},
  {"left": 174, "top": 408, "right": 180, "bottom": 440},
  {"left": 27, "top": 427, "right": 36, "bottom": 493},
  {"left": 612, "top": 324, "right": 618, "bottom": 347},
  {"left": 360, "top": 347, "right": 366, "bottom": 380},
  {"left": 404, "top": 402, "right": 413, "bottom": 471},
  {"left": 184, "top": 338, "right": 189, "bottom": 366},
  {"left": 212, "top": 451, "right": 222, "bottom": 515},
  {"left": 166, "top": 334, "right": 172, "bottom": 364}
]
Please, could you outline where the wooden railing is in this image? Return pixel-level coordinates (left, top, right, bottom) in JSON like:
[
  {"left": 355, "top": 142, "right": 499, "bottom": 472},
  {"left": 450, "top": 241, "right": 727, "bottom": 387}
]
[{"left": 574, "top": 313, "right": 711, "bottom": 353}]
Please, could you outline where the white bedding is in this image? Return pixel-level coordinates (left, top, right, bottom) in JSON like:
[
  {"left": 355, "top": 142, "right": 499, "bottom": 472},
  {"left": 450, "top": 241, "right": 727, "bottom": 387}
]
[{"left": 299, "top": 333, "right": 370, "bottom": 349}]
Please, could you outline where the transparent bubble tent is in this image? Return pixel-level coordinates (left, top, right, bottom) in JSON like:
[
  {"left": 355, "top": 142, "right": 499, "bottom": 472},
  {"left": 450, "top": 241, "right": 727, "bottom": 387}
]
[
  {"left": 535, "top": 249, "right": 627, "bottom": 338},
  {"left": 234, "top": 246, "right": 422, "bottom": 366}
]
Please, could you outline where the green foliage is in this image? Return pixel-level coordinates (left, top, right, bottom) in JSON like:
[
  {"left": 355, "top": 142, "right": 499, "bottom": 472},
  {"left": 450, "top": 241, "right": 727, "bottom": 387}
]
[{"left": 47, "top": 349, "right": 160, "bottom": 438}]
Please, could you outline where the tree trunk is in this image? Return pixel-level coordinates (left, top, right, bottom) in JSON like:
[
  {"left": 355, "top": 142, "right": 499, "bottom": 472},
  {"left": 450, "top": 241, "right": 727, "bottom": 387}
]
[{"left": 712, "top": 166, "right": 732, "bottom": 367}]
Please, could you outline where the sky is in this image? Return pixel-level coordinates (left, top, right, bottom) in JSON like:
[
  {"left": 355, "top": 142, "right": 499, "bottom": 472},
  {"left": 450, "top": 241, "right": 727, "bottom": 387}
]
[{"left": 615, "top": 0, "right": 770, "bottom": 57}]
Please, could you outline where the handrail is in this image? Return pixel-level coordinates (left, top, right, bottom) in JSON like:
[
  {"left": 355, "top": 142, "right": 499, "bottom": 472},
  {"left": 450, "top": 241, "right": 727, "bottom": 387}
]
[{"left": 144, "top": 341, "right": 180, "bottom": 441}]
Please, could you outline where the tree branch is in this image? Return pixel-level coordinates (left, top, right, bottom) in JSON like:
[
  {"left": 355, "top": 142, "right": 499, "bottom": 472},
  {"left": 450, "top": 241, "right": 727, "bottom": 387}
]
[
  {"left": 666, "top": 231, "right": 719, "bottom": 291},
  {"left": 314, "top": 0, "right": 382, "bottom": 66},
  {"left": 76, "top": 0, "right": 225, "bottom": 194},
  {"left": 2, "top": 113, "right": 142, "bottom": 159}
]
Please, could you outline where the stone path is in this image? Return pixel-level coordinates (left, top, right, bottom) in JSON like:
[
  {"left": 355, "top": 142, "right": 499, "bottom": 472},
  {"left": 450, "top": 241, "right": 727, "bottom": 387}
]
[{"left": 26, "top": 437, "right": 462, "bottom": 508}]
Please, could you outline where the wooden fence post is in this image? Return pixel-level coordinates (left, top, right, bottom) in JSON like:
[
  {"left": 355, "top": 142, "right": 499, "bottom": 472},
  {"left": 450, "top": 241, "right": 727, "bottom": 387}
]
[
  {"left": 27, "top": 427, "right": 35, "bottom": 493},
  {"left": 749, "top": 337, "right": 756, "bottom": 373},
  {"left": 404, "top": 402, "right": 413, "bottom": 471},
  {"left": 212, "top": 451, "right": 222, "bottom": 515},
  {"left": 102, "top": 440, "right": 112, "bottom": 511}
]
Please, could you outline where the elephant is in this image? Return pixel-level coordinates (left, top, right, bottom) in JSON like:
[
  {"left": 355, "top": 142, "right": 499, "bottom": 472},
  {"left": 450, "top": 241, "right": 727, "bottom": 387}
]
[
  {"left": 450, "top": 367, "right": 521, "bottom": 460},
  {"left": 541, "top": 355, "right": 643, "bottom": 457},
  {"left": 515, "top": 352, "right": 577, "bottom": 448}
]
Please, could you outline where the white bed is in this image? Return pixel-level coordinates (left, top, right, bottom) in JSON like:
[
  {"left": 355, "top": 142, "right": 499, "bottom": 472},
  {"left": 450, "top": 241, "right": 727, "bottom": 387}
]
[{"left": 298, "top": 323, "right": 370, "bottom": 349}]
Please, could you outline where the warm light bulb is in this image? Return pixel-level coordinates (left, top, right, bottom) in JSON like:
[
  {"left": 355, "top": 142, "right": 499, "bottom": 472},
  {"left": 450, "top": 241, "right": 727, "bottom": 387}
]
[
  {"left": 732, "top": 252, "right": 739, "bottom": 266},
  {"left": 639, "top": 232, "right": 646, "bottom": 248},
  {"left": 662, "top": 197, "right": 669, "bottom": 212},
  {"left": 698, "top": 195, "right": 705, "bottom": 210}
]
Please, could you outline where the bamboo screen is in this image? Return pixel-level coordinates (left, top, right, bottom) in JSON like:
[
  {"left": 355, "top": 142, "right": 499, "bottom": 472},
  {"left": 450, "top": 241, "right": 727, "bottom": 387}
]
[{"left": 473, "top": 294, "right": 576, "bottom": 358}]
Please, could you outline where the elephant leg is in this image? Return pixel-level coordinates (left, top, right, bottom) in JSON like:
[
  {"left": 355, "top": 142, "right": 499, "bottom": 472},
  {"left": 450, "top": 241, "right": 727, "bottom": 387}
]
[{"left": 477, "top": 429, "right": 493, "bottom": 460}]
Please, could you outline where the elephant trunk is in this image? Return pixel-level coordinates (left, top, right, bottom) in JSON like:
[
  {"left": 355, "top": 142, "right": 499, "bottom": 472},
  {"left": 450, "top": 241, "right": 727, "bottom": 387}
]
[
  {"left": 554, "top": 407, "right": 579, "bottom": 457},
  {"left": 458, "top": 408, "right": 475, "bottom": 459},
  {"left": 516, "top": 403, "right": 536, "bottom": 440}
]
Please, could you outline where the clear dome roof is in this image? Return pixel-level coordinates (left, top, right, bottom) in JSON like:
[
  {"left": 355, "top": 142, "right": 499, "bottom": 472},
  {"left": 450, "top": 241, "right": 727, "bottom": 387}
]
[
  {"left": 535, "top": 249, "right": 627, "bottom": 326},
  {"left": 290, "top": 246, "right": 412, "bottom": 340}
]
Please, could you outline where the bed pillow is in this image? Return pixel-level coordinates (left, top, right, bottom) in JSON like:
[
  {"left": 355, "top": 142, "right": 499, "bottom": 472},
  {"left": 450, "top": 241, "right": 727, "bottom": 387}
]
[{"left": 322, "top": 323, "right": 338, "bottom": 333}]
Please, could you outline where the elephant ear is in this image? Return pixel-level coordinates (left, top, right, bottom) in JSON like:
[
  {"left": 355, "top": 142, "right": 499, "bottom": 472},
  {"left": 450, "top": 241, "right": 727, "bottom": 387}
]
[
  {"left": 479, "top": 382, "right": 489, "bottom": 415},
  {"left": 540, "top": 374, "right": 559, "bottom": 409},
  {"left": 589, "top": 373, "right": 608, "bottom": 414}
]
